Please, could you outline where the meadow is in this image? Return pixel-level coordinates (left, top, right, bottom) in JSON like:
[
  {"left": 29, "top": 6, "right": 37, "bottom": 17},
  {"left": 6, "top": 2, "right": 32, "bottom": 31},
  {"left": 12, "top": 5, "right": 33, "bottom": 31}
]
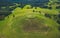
[{"left": 0, "top": 5, "right": 60, "bottom": 38}]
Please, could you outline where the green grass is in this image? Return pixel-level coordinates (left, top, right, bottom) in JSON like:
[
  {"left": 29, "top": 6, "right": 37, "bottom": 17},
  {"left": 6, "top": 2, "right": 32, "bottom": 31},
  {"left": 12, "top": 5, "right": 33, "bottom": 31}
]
[{"left": 0, "top": 6, "right": 60, "bottom": 38}]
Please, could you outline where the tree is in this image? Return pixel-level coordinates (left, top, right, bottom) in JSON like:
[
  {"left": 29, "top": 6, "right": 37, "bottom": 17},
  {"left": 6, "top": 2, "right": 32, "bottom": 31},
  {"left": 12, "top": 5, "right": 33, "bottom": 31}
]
[
  {"left": 47, "top": 0, "right": 58, "bottom": 10},
  {"left": 9, "top": 3, "right": 21, "bottom": 10}
]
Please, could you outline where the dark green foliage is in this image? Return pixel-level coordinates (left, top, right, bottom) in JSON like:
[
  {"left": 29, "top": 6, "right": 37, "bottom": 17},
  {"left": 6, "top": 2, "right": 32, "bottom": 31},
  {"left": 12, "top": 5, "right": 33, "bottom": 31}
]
[
  {"left": 0, "top": 15, "right": 5, "bottom": 20},
  {"left": 57, "top": 19, "right": 60, "bottom": 24},
  {"left": 58, "top": 26, "right": 60, "bottom": 31},
  {"left": 13, "top": 14, "right": 15, "bottom": 17},
  {"left": 33, "top": 10, "right": 35, "bottom": 12},
  {"left": 57, "top": 14, "right": 60, "bottom": 18},
  {"left": 48, "top": 7, "right": 52, "bottom": 9},
  {"left": 0, "top": 9, "right": 11, "bottom": 20},
  {"left": 56, "top": 6, "right": 60, "bottom": 9},
  {"left": 55, "top": 14, "right": 60, "bottom": 24},
  {"left": 39, "top": 11, "right": 41, "bottom": 14},
  {"left": 45, "top": 13, "right": 51, "bottom": 18}
]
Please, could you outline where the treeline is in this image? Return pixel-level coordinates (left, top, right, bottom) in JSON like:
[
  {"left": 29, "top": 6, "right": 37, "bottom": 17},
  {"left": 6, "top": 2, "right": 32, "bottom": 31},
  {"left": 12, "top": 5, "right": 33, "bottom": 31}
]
[{"left": 0, "top": 0, "right": 60, "bottom": 20}]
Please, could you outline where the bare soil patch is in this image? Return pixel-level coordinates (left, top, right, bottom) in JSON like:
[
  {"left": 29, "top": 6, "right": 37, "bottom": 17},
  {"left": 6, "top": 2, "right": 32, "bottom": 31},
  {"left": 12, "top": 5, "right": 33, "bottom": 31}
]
[{"left": 22, "top": 18, "right": 50, "bottom": 32}]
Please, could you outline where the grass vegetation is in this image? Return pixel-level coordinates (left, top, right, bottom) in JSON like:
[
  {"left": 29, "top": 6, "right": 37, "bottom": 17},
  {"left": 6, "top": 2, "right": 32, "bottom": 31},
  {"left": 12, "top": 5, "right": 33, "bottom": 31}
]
[{"left": 0, "top": 4, "right": 60, "bottom": 38}]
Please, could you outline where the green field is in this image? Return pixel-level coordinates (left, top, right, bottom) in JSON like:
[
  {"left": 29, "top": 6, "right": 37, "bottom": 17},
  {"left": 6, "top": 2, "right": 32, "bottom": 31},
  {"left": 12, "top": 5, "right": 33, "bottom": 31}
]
[{"left": 0, "top": 5, "right": 60, "bottom": 38}]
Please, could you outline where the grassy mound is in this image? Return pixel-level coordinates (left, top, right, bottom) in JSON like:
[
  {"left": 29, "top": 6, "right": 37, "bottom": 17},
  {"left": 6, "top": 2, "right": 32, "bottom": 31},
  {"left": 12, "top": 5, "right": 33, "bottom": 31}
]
[
  {"left": 0, "top": 7, "right": 60, "bottom": 38},
  {"left": 11, "top": 9, "right": 59, "bottom": 38}
]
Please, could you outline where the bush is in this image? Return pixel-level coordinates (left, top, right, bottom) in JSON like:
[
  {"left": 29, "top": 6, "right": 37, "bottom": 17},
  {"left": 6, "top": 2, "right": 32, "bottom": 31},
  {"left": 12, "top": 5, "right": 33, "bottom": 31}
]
[{"left": 45, "top": 13, "right": 51, "bottom": 18}]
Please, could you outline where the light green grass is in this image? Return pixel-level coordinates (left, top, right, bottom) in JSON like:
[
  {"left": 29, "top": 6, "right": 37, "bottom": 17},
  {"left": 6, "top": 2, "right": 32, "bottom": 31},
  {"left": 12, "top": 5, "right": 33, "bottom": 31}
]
[{"left": 0, "top": 6, "right": 59, "bottom": 38}]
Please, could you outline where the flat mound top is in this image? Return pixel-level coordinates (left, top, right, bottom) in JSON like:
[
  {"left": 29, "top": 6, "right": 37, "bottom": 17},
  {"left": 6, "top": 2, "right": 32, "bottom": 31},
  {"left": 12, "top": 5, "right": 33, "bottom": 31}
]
[{"left": 22, "top": 18, "right": 50, "bottom": 32}]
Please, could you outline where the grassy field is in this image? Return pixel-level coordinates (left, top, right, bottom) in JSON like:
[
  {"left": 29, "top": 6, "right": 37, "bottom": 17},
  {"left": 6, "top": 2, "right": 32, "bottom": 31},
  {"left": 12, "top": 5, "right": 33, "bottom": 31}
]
[{"left": 0, "top": 6, "right": 60, "bottom": 38}]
